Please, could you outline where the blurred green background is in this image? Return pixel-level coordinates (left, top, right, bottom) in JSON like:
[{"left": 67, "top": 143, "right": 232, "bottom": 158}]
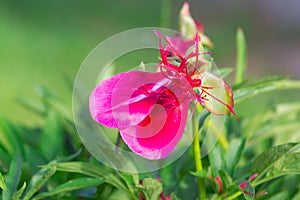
[{"left": 1, "top": 0, "right": 299, "bottom": 125}]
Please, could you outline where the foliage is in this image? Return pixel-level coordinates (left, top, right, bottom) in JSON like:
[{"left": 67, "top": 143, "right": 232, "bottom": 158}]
[{"left": 1, "top": 3, "right": 300, "bottom": 200}]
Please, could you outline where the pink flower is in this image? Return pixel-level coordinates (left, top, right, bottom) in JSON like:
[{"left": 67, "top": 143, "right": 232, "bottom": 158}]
[{"left": 89, "top": 31, "right": 237, "bottom": 160}]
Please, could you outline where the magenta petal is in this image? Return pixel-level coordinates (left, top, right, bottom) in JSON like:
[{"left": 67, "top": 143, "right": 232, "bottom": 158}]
[
  {"left": 120, "top": 103, "right": 189, "bottom": 160},
  {"left": 90, "top": 71, "right": 178, "bottom": 128},
  {"left": 110, "top": 71, "right": 176, "bottom": 128},
  {"left": 90, "top": 69, "right": 195, "bottom": 160},
  {"left": 117, "top": 76, "right": 193, "bottom": 160},
  {"left": 89, "top": 73, "right": 125, "bottom": 128},
  {"left": 165, "top": 35, "right": 194, "bottom": 57}
]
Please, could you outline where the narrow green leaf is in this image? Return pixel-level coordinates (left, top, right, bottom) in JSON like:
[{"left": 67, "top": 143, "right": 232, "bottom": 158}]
[
  {"left": 23, "top": 167, "right": 56, "bottom": 200},
  {"left": 0, "top": 145, "right": 10, "bottom": 169},
  {"left": 44, "top": 162, "right": 128, "bottom": 192},
  {"left": 268, "top": 190, "right": 290, "bottom": 200},
  {"left": 235, "top": 78, "right": 300, "bottom": 103},
  {"left": 252, "top": 143, "right": 299, "bottom": 185},
  {"left": 0, "top": 119, "right": 24, "bottom": 157},
  {"left": 225, "top": 138, "right": 246, "bottom": 175},
  {"left": 218, "top": 169, "right": 233, "bottom": 190},
  {"left": 21, "top": 150, "right": 81, "bottom": 200},
  {"left": 36, "top": 85, "right": 61, "bottom": 102},
  {"left": 0, "top": 172, "right": 7, "bottom": 190},
  {"left": 32, "top": 177, "right": 104, "bottom": 200},
  {"left": 208, "top": 145, "right": 223, "bottom": 177},
  {"left": 244, "top": 102, "right": 300, "bottom": 139},
  {"left": 235, "top": 28, "right": 247, "bottom": 85},
  {"left": 119, "top": 173, "right": 139, "bottom": 187},
  {"left": 160, "top": 152, "right": 191, "bottom": 195},
  {"left": 11, "top": 182, "right": 26, "bottom": 200},
  {"left": 119, "top": 173, "right": 140, "bottom": 200},
  {"left": 136, "top": 178, "right": 162, "bottom": 200},
  {"left": 2, "top": 155, "right": 22, "bottom": 200},
  {"left": 16, "top": 97, "right": 45, "bottom": 116},
  {"left": 56, "top": 148, "right": 82, "bottom": 162},
  {"left": 40, "top": 110, "right": 63, "bottom": 161}
]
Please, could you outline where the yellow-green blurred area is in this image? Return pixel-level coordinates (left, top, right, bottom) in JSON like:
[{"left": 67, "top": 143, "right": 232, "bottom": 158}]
[{"left": 1, "top": 0, "right": 300, "bottom": 125}]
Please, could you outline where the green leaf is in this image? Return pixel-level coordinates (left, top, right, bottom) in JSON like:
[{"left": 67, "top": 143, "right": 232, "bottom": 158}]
[
  {"left": 21, "top": 151, "right": 82, "bottom": 200},
  {"left": 208, "top": 145, "right": 223, "bottom": 177},
  {"left": 218, "top": 169, "right": 233, "bottom": 190},
  {"left": 11, "top": 182, "right": 26, "bottom": 200},
  {"left": 119, "top": 173, "right": 140, "bottom": 200},
  {"left": 235, "top": 28, "right": 247, "bottom": 85},
  {"left": 105, "top": 189, "right": 132, "bottom": 200},
  {"left": 56, "top": 148, "right": 82, "bottom": 163},
  {"left": 235, "top": 78, "right": 300, "bottom": 103},
  {"left": 0, "top": 145, "right": 10, "bottom": 169},
  {"left": 119, "top": 173, "right": 139, "bottom": 187},
  {"left": 225, "top": 138, "right": 246, "bottom": 175},
  {"left": 16, "top": 97, "right": 45, "bottom": 116},
  {"left": 252, "top": 143, "right": 299, "bottom": 185},
  {"left": 136, "top": 178, "right": 162, "bottom": 200},
  {"left": 44, "top": 162, "right": 128, "bottom": 192},
  {"left": 32, "top": 177, "right": 104, "bottom": 200},
  {"left": 36, "top": 85, "right": 61, "bottom": 102},
  {"left": 159, "top": 152, "right": 191, "bottom": 195},
  {"left": 40, "top": 110, "right": 63, "bottom": 160},
  {"left": 268, "top": 190, "right": 290, "bottom": 200},
  {"left": 190, "top": 170, "right": 208, "bottom": 178},
  {"left": 0, "top": 119, "right": 24, "bottom": 158},
  {"left": 0, "top": 172, "right": 7, "bottom": 190},
  {"left": 254, "top": 152, "right": 300, "bottom": 186},
  {"left": 293, "top": 190, "right": 300, "bottom": 200},
  {"left": 2, "top": 155, "right": 22, "bottom": 200},
  {"left": 23, "top": 167, "right": 56, "bottom": 200}
]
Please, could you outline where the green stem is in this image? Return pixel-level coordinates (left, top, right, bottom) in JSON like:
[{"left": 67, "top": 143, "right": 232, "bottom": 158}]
[
  {"left": 225, "top": 191, "right": 242, "bottom": 200},
  {"left": 193, "top": 117, "right": 207, "bottom": 200}
]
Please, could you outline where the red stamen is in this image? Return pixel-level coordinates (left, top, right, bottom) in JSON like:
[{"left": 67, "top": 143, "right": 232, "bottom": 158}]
[
  {"left": 202, "top": 89, "right": 239, "bottom": 120},
  {"left": 195, "top": 33, "right": 200, "bottom": 70}
]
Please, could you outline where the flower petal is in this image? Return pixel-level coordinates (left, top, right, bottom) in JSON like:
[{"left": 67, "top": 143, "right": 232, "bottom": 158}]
[
  {"left": 118, "top": 77, "right": 192, "bottom": 159},
  {"left": 165, "top": 35, "right": 194, "bottom": 57},
  {"left": 120, "top": 102, "right": 189, "bottom": 160},
  {"left": 110, "top": 71, "right": 176, "bottom": 128},
  {"left": 89, "top": 73, "right": 125, "bottom": 128},
  {"left": 90, "top": 71, "right": 168, "bottom": 128}
]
